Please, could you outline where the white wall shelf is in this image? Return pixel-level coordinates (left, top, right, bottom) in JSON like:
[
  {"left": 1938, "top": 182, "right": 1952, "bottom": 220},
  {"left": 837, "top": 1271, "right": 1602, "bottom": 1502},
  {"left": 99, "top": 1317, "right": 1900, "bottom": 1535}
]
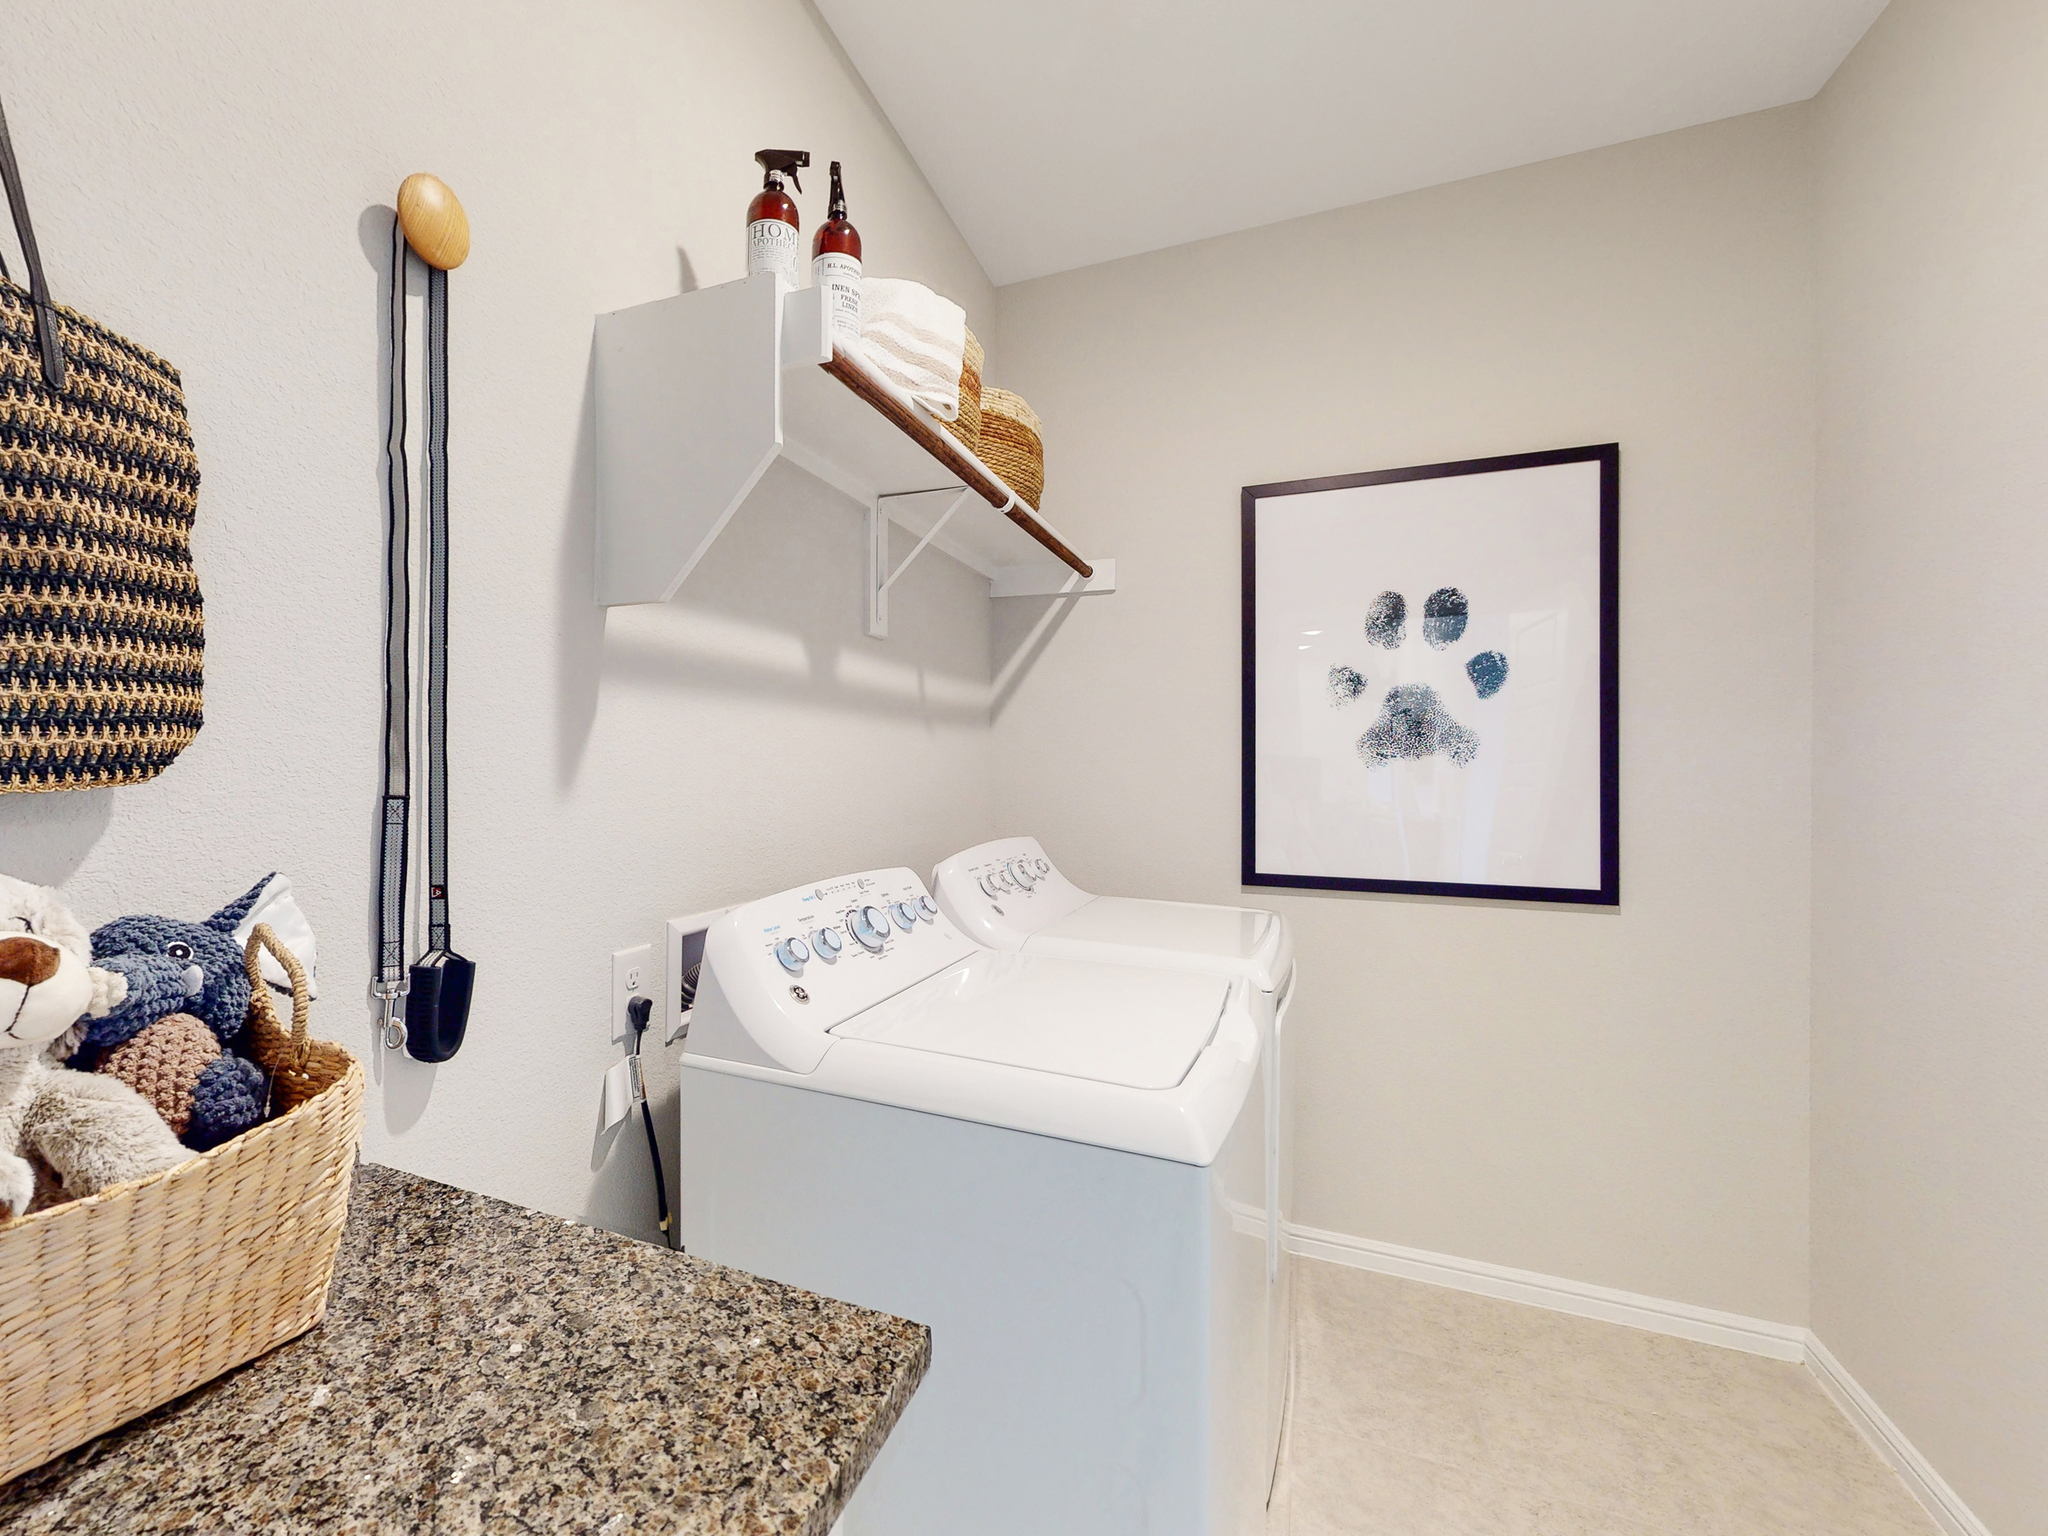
[{"left": 593, "top": 271, "right": 1115, "bottom": 633}]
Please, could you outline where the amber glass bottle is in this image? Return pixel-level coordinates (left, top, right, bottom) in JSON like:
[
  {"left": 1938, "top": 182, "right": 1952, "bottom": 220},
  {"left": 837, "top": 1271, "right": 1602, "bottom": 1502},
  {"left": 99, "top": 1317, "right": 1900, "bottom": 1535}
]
[
  {"left": 746, "top": 149, "right": 809, "bottom": 288},
  {"left": 811, "top": 162, "right": 862, "bottom": 351}
]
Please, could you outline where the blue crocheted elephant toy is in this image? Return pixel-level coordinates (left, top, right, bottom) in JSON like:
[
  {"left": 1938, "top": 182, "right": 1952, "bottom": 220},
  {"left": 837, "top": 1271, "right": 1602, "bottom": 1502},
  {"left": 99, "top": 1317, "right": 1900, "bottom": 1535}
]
[{"left": 75, "top": 877, "right": 278, "bottom": 1150}]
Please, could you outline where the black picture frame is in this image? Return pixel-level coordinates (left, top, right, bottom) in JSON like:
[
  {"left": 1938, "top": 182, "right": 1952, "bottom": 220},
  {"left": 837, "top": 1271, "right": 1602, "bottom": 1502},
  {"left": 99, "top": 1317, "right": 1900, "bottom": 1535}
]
[{"left": 1241, "top": 444, "right": 1619, "bottom": 906}]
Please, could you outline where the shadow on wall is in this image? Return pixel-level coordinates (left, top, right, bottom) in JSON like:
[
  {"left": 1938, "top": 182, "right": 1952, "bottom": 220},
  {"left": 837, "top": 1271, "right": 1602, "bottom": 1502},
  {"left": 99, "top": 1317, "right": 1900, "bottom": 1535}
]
[
  {"left": 375, "top": 1044, "right": 436, "bottom": 1136},
  {"left": 582, "top": 1077, "right": 682, "bottom": 1247},
  {"left": 556, "top": 340, "right": 607, "bottom": 788},
  {"left": 580, "top": 456, "right": 1002, "bottom": 735},
  {"left": 0, "top": 789, "right": 115, "bottom": 885},
  {"left": 992, "top": 589, "right": 1082, "bottom": 722}
]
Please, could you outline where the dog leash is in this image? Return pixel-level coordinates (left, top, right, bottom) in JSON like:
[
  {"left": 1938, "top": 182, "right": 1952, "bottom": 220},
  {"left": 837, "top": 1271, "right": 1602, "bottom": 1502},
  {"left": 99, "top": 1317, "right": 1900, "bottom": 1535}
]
[
  {"left": 374, "top": 210, "right": 413, "bottom": 1051},
  {"left": 376, "top": 180, "right": 475, "bottom": 1061}
]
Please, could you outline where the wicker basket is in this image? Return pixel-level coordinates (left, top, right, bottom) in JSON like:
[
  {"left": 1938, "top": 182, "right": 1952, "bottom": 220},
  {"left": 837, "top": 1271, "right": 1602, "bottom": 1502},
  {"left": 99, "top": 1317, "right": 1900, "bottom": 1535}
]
[
  {"left": 938, "top": 327, "right": 983, "bottom": 456},
  {"left": 978, "top": 386, "right": 1044, "bottom": 512},
  {"left": 0, "top": 1053, "right": 363, "bottom": 1483}
]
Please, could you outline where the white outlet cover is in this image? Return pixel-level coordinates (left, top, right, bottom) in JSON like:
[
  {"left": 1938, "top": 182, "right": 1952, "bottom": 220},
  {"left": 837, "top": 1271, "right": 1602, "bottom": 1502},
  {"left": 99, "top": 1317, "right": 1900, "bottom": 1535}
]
[{"left": 611, "top": 943, "right": 653, "bottom": 1044}]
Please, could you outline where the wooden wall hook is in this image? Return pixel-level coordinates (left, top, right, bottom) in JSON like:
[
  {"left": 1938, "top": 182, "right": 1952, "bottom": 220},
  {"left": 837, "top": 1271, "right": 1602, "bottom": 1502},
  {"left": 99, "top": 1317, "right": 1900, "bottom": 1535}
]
[{"left": 397, "top": 173, "right": 470, "bottom": 270}]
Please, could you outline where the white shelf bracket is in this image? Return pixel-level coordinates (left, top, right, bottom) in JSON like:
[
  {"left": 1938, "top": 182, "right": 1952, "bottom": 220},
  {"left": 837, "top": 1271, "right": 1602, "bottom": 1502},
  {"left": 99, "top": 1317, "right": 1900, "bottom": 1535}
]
[
  {"left": 989, "top": 558, "right": 1118, "bottom": 599},
  {"left": 866, "top": 486, "right": 972, "bottom": 638}
]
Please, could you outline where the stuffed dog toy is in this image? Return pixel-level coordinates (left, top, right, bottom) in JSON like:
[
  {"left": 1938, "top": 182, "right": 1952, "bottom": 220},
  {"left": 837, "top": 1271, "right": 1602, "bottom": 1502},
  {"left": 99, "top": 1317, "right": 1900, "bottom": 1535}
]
[{"left": 0, "top": 874, "right": 189, "bottom": 1219}]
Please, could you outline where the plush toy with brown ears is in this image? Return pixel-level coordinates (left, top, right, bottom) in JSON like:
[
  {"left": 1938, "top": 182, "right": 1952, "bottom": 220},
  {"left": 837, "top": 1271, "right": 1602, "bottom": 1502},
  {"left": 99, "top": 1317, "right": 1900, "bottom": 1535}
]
[{"left": 0, "top": 874, "right": 189, "bottom": 1219}]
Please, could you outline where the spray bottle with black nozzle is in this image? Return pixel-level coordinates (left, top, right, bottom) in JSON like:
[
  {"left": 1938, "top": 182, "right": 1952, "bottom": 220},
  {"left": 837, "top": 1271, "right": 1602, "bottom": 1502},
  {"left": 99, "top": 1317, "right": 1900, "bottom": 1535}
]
[
  {"left": 747, "top": 149, "right": 810, "bottom": 289},
  {"left": 811, "top": 161, "right": 862, "bottom": 352}
]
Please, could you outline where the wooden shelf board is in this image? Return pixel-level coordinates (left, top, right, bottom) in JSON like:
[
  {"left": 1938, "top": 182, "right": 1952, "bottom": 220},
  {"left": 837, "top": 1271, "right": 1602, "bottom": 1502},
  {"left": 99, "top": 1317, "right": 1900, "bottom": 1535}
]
[{"left": 816, "top": 348, "right": 1091, "bottom": 580}]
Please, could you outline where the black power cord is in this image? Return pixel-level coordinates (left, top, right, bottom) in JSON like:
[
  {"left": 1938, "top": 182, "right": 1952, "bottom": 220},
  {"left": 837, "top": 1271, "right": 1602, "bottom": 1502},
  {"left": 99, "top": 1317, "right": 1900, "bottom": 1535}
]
[{"left": 626, "top": 996, "right": 675, "bottom": 1250}]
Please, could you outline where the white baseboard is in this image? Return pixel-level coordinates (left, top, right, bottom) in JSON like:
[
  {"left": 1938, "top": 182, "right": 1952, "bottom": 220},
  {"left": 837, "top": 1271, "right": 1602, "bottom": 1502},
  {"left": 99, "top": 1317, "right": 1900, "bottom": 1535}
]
[
  {"left": 1284, "top": 1222, "right": 1993, "bottom": 1536},
  {"left": 1804, "top": 1332, "right": 1993, "bottom": 1536},
  {"left": 1284, "top": 1221, "right": 1808, "bottom": 1360}
]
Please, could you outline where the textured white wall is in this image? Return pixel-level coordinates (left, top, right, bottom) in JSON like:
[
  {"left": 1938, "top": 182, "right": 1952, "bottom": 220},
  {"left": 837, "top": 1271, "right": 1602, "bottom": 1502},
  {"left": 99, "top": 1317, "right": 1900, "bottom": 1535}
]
[
  {"left": 993, "top": 108, "right": 1818, "bottom": 1323},
  {"left": 0, "top": 1, "right": 1001, "bottom": 1238},
  {"left": 1814, "top": 0, "right": 2048, "bottom": 1529}
]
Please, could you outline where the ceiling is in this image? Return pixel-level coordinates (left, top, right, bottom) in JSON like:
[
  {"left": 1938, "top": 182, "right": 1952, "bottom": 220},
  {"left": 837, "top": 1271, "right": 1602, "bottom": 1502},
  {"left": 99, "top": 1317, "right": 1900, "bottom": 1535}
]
[{"left": 813, "top": 0, "right": 1888, "bottom": 285}]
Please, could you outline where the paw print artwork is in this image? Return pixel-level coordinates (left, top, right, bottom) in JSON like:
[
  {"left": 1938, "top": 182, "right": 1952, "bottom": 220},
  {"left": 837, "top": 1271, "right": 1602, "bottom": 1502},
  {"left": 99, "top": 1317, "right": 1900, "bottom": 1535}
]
[{"left": 1326, "top": 588, "right": 1509, "bottom": 768}]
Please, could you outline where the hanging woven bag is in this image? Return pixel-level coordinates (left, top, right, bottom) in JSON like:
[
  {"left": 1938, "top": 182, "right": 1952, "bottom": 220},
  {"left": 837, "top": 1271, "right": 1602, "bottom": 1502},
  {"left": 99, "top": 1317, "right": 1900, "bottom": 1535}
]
[
  {"left": 244, "top": 923, "right": 350, "bottom": 1116},
  {"left": 0, "top": 92, "right": 203, "bottom": 792}
]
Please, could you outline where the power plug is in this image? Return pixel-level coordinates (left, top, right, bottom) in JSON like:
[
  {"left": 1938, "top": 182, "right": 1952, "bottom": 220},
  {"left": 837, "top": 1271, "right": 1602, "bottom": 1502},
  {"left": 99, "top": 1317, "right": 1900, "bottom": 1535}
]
[{"left": 610, "top": 944, "right": 652, "bottom": 1045}]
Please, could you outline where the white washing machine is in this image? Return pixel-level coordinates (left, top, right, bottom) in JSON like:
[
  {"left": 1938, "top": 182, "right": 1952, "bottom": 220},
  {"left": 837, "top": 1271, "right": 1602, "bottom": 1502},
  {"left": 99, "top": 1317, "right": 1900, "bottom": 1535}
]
[
  {"left": 678, "top": 868, "right": 1271, "bottom": 1535},
  {"left": 931, "top": 836, "right": 1297, "bottom": 1491}
]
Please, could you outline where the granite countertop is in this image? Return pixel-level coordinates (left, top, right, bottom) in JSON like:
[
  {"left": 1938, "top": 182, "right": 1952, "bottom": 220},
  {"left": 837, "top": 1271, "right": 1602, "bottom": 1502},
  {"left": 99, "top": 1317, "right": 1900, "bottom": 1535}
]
[{"left": 0, "top": 1164, "right": 930, "bottom": 1535}]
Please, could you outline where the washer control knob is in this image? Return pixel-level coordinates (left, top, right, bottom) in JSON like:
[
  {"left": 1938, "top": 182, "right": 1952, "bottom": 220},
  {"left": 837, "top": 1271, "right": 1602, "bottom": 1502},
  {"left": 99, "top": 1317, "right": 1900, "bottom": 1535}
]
[
  {"left": 890, "top": 902, "right": 917, "bottom": 931},
  {"left": 850, "top": 906, "right": 889, "bottom": 951},
  {"left": 916, "top": 896, "right": 937, "bottom": 921},
  {"left": 979, "top": 877, "right": 1001, "bottom": 899},
  {"left": 1035, "top": 858, "right": 1049, "bottom": 874},
  {"left": 774, "top": 937, "right": 811, "bottom": 974},
  {"left": 1008, "top": 860, "right": 1035, "bottom": 888},
  {"left": 812, "top": 927, "right": 843, "bottom": 959}
]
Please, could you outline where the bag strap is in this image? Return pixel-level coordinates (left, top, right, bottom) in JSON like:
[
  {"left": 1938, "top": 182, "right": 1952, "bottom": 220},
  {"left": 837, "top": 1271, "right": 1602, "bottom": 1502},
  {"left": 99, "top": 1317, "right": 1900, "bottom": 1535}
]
[
  {"left": 0, "top": 92, "right": 65, "bottom": 390},
  {"left": 374, "top": 215, "right": 412, "bottom": 1049}
]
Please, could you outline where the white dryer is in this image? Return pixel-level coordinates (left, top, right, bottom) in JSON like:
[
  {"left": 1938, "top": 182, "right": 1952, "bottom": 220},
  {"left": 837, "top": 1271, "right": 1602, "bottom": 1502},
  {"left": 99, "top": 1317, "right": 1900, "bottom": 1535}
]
[
  {"left": 678, "top": 868, "right": 1271, "bottom": 1536},
  {"left": 931, "top": 836, "right": 1297, "bottom": 1490}
]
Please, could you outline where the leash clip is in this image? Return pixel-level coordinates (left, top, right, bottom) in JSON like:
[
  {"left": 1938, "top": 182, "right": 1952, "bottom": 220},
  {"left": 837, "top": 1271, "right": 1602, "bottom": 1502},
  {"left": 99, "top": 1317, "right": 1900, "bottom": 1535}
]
[{"left": 373, "top": 978, "right": 408, "bottom": 1051}]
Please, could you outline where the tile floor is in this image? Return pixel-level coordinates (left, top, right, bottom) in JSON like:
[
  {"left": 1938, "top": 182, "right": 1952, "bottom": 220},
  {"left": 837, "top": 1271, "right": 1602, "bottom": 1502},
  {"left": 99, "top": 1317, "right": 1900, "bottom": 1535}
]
[{"left": 1267, "top": 1259, "right": 1939, "bottom": 1535}]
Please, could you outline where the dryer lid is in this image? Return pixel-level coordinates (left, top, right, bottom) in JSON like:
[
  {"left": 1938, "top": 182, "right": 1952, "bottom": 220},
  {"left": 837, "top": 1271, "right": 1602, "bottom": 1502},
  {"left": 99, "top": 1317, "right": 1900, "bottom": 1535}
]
[
  {"left": 832, "top": 952, "right": 1230, "bottom": 1091},
  {"left": 1031, "top": 896, "right": 1291, "bottom": 992},
  {"left": 1039, "top": 896, "right": 1275, "bottom": 961}
]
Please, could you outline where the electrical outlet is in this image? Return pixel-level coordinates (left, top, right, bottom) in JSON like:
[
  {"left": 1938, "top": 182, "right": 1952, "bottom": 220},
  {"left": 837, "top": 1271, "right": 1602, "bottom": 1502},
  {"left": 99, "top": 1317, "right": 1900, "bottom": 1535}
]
[
  {"left": 665, "top": 907, "right": 733, "bottom": 1045},
  {"left": 611, "top": 944, "right": 652, "bottom": 1045}
]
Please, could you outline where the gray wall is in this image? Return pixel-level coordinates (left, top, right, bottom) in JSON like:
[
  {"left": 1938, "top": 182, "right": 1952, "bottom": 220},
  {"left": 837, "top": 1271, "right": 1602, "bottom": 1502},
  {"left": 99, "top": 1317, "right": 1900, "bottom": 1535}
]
[
  {"left": 992, "top": 106, "right": 1819, "bottom": 1324},
  {"left": 1814, "top": 0, "right": 2048, "bottom": 1529},
  {"left": 0, "top": 0, "right": 1002, "bottom": 1239}
]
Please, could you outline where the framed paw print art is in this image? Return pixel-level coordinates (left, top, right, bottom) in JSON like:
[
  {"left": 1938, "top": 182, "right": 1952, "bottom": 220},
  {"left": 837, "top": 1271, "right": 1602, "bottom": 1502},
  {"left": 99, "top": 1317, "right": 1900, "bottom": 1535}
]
[{"left": 1242, "top": 444, "right": 1618, "bottom": 905}]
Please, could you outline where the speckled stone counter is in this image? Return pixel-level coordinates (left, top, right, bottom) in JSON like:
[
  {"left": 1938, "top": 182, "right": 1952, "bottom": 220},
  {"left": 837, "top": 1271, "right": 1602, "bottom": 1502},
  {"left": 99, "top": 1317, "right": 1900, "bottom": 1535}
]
[{"left": 0, "top": 1164, "right": 930, "bottom": 1534}]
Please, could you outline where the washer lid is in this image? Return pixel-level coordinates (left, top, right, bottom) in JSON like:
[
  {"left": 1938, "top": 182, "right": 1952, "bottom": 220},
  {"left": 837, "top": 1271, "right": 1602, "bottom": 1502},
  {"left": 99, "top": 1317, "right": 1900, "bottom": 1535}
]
[{"left": 832, "top": 952, "right": 1229, "bottom": 1091}]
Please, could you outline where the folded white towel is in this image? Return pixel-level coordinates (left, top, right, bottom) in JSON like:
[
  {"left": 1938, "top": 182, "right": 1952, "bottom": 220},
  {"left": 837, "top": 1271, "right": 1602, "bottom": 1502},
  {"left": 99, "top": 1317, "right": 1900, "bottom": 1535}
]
[
  {"left": 859, "top": 277, "right": 967, "bottom": 422},
  {"left": 227, "top": 871, "right": 319, "bottom": 1003}
]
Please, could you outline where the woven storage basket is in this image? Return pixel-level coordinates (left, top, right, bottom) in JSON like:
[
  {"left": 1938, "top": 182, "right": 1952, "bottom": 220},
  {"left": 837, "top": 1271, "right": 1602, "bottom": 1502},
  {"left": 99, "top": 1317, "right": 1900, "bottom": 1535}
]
[
  {"left": 937, "top": 327, "right": 983, "bottom": 456},
  {"left": 978, "top": 386, "right": 1044, "bottom": 513},
  {"left": 0, "top": 1053, "right": 363, "bottom": 1483}
]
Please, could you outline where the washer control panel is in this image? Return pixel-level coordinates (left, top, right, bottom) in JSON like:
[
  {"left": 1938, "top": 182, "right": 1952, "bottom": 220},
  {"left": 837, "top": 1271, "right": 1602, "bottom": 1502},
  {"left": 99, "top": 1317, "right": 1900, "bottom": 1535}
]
[
  {"left": 930, "top": 836, "right": 1095, "bottom": 952},
  {"left": 688, "top": 868, "right": 977, "bottom": 1073}
]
